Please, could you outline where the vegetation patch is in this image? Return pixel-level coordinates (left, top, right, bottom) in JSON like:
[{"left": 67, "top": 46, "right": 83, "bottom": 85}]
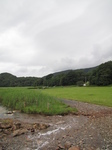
[{"left": 0, "top": 88, "right": 77, "bottom": 115}]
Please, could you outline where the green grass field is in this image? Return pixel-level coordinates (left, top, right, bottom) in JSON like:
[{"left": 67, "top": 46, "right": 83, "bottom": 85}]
[
  {"left": 0, "top": 86, "right": 112, "bottom": 115},
  {"left": 0, "top": 87, "right": 77, "bottom": 115},
  {"left": 40, "top": 86, "right": 112, "bottom": 107}
]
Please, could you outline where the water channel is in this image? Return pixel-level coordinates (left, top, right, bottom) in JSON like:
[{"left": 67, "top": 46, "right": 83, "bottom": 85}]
[{"left": 0, "top": 105, "right": 88, "bottom": 150}]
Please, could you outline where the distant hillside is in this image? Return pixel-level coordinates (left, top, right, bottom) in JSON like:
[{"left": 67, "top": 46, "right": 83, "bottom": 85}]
[
  {"left": 52, "top": 66, "right": 97, "bottom": 77},
  {"left": 0, "top": 73, "right": 17, "bottom": 87},
  {"left": 40, "top": 61, "right": 112, "bottom": 86},
  {"left": 41, "top": 65, "right": 98, "bottom": 86},
  {"left": 0, "top": 73, "right": 39, "bottom": 87},
  {"left": 0, "top": 60, "right": 112, "bottom": 87}
]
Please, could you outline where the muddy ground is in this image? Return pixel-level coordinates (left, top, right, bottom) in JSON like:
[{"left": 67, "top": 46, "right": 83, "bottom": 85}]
[{"left": 0, "top": 100, "right": 112, "bottom": 150}]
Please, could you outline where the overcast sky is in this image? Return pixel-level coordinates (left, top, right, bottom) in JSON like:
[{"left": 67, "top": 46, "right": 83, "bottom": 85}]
[{"left": 0, "top": 0, "right": 112, "bottom": 77}]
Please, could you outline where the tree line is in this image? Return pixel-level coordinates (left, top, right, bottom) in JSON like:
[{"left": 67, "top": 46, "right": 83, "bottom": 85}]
[
  {"left": 0, "top": 73, "right": 38, "bottom": 87},
  {"left": 0, "top": 61, "right": 112, "bottom": 87}
]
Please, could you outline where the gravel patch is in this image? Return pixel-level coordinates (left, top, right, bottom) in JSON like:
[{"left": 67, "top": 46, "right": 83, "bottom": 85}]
[{"left": 62, "top": 99, "right": 112, "bottom": 116}]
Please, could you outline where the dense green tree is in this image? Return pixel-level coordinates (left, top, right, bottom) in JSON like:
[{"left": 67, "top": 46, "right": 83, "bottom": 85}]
[
  {"left": 0, "top": 73, "right": 17, "bottom": 87},
  {"left": 77, "top": 81, "right": 84, "bottom": 86},
  {"left": 89, "top": 61, "right": 112, "bottom": 86}
]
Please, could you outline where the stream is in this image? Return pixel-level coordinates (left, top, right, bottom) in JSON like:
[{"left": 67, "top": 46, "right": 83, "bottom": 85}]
[
  {"left": 0, "top": 105, "right": 88, "bottom": 150},
  {"left": 1, "top": 101, "right": 112, "bottom": 149}
]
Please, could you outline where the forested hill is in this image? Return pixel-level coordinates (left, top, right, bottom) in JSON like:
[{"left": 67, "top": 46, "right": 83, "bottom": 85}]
[
  {"left": 53, "top": 66, "right": 97, "bottom": 76},
  {"left": 0, "top": 61, "right": 112, "bottom": 87},
  {"left": 89, "top": 61, "right": 112, "bottom": 86},
  {"left": 0, "top": 73, "right": 39, "bottom": 87},
  {"left": 41, "top": 61, "right": 112, "bottom": 86}
]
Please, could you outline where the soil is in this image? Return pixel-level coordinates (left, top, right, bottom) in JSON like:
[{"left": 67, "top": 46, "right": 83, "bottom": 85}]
[{"left": 0, "top": 100, "right": 112, "bottom": 150}]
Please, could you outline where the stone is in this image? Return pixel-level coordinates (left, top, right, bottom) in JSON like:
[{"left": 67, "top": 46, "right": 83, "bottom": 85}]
[
  {"left": 39, "top": 123, "right": 49, "bottom": 130},
  {"left": 32, "top": 123, "right": 49, "bottom": 130},
  {"left": 3, "top": 129, "right": 11, "bottom": 135},
  {"left": 37, "top": 140, "right": 42, "bottom": 145},
  {"left": 0, "top": 129, "right": 2, "bottom": 132},
  {"left": 12, "top": 125, "right": 17, "bottom": 131},
  {"left": 14, "top": 122, "right": 21, "bottom": 129},
  {"left": 62, "top": 135, "right": 66, "bottom": 138},
  {"left": 31, "top": 128, "right": 35, "bottom": 132},
  {"left": 12, "top": 129, "right": 28, "bottom": 137},
  {"left": 64, "top": 141, "right": 72, "bottom": 149},
  {"left": 12, "top": 122, "right": 21, "bottom": 131},
  {"left": 12, "top": 129, "right": 20, "bottom": 136},
  {"left": 6, "top": 111, "right": 13, "bottom": 114},
  {"left": 19, "top": 129, "right": 28, "bottom": 135},
  {"left": 68, "top": 146, "right": 80, "bottom": 150},
  {"left": 56, "top": 121, "right": 65, "bottom": 125},
  {"left": 0, "top": 123, "right": 12, "bottom": 129},
  {"left": 58, "top": 144, "right": 64, "bottom": 149}
]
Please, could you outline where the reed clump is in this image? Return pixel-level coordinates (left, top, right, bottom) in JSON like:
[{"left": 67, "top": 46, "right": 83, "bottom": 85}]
[{"left": 0, "top": 87, "right": 77, "bottom": 115}]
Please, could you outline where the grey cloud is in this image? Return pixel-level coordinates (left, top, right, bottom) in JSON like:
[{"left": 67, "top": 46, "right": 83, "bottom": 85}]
[{"left": 0, "top": 0, "right": 112, "bottom": 77}]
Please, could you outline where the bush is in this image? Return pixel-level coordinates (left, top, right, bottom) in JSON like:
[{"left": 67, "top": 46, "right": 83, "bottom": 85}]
[{"left": 77, "top": 81, "right": 84, "bottom": 86}]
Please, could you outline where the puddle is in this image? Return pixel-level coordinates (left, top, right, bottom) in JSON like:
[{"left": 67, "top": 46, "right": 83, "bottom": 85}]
[
  {"left": 0, "top": 105, "right": 21, "bottom": 119},
  {"left": 0, "top": 105, "right": 8, "bottom": 118}
]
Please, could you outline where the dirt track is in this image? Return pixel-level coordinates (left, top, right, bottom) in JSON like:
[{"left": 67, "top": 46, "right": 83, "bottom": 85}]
[{"left": 0, "top": 100, "right": 112, "bottom": 150}]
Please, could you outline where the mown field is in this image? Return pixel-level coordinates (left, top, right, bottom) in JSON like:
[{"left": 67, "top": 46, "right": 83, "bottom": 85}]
[
  {"left": 0, "top": 87, "right": 77, "bottom": 115},
  {"left": 40, "top": 86, "right": 112, "bottom": 107}
]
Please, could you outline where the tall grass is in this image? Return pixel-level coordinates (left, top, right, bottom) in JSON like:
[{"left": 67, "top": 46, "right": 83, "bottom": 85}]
[{"left": 0, "top": 87, "right": 77, "bottom": 115}]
